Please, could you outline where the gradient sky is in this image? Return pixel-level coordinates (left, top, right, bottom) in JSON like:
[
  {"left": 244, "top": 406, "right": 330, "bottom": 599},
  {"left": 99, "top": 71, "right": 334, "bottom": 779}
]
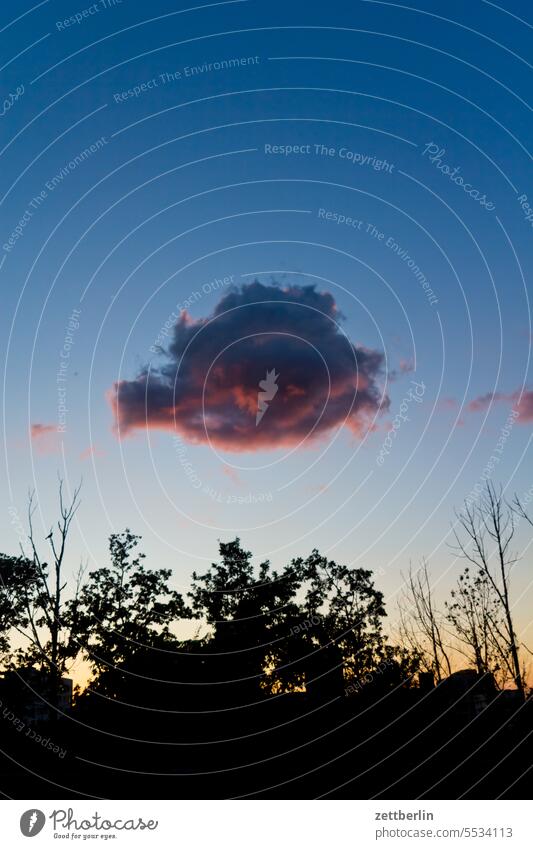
[{"left": 1, "top": 0, "right": 532, "bottom": 649}]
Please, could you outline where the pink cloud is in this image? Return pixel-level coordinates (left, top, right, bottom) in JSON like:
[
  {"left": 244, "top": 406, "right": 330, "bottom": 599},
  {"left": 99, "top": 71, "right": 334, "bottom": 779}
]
[
  {"left": 468, "top": 389, "right": 533, "bottom": 422},
  {"left": 387, "top": 358, "right": 415, "bottom": 383},
  {"left": 438, "top": 397, "right": 458, "bottom": 410},
  {"left": 30, "top": 423, "right": 56, "bottom": 438},
  {"left": 30, "top": 423, "right": 60, "bottom": 456},
  {"left": 80, "top": 444, "right": 105, "bottom": 461},
  {"left": 399, "top": 358, "right": 414, "bottom": 374},
  {"left": 222, "top": 465, "right": 241, "bottom": 485},
  {"left": 109, "top": 282, "right": 389, "bottom": 453}
]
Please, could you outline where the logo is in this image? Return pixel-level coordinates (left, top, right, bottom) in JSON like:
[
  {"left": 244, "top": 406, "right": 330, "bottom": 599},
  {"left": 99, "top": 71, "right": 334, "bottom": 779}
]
[
  {"left": 20, "top": 809, "right": 46, "bottom": 837},
  {"left": 256, "top": 369, "right": 279, "bottom": 425}
]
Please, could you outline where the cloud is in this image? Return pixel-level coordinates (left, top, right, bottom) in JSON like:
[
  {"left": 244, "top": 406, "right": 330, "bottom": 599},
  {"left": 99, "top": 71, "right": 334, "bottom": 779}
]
[
  {"left": 468, "top": 389, "right": 533, "bottom": 422},
  {"left": 30, "top": 423, "right": 56, "bottom": 439},
  {"left": 517, "top": 393, "right": 533, "bottom": 421},
  {"left": 438, "top": 397, "right": 458, "bottom": 410},
  {"left": 399, "top": 358, "right": 414, "bottom": 374},
  {"left": 388, "top": 357, "right": 415, "bottom": 383},
  {"left": 222, "top": 465, "right": 241, "bottom": 485},
  {"left": 80, "top": 444, "right": 105, "bottom": 460},
  {"left": 30, "top": 423, "right": 59, "bottom": 455},
  {"left": 109, "top": 281, "right": 389, "bottom": 452}
]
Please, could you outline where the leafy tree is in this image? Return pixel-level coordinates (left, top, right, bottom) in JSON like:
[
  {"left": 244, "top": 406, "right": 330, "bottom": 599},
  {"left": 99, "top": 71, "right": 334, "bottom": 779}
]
[
  {"left": 290, "top": 550, "right": 392, "bottom": 692},
  {"left": 0, "top": 554, "right": 40, "bottom": 667},
  {"left": 189, "top": 538, "right": 302, "bottom": 698},
  {"left": 73, "top": 530, "right": 188, "bottom": 694}
]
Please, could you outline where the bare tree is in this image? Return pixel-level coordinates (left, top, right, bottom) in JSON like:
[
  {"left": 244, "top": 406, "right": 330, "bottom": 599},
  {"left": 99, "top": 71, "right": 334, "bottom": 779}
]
[
  {"left": 453, "top": 482, "right": 524, "bottom": 699},
  {"left": 512, "top": 493, "right": 533, "bottom": 535},
  {"left": 18, "top": 479, "right": 83, "bottom": 704},
  {"left": 445, "top": 565, "right": 504, "bottom": 682},
  {"left": 398, "top": 560, "right": 452, "bottom": 683}
]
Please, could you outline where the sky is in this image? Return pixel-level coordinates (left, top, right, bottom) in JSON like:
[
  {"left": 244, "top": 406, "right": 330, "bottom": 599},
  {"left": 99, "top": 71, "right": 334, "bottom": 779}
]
[{"left": 1, "top": 0, "right": 532, "bottom": 648}]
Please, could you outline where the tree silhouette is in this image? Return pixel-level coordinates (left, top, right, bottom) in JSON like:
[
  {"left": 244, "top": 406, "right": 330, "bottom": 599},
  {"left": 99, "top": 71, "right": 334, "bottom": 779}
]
[
  {"left": 0, "top": 498, "right": 530, "bottom": 801},
  {"left": 189, "top": 538, "right": 302, "bottom": 702},
  {"left": 290, "top": 550, "right": 397, "bottom": 695},
  {"left": 0, "top": 554, "right": 40, "bottom": 665},
  {"left": 453, "top": 483, "right": 524, "bottom": 698},
  {"left": 0, "top": 481, "right": 83, "bottom": 710},
  {"left": 398, "top": 561, "right": 451, "bottom": 683},
  {"left": 73, "top": 530, "right": 188, "bottom": 694},
  {"left": 445, "top": 565, "right": 504, "bottom": 681}
]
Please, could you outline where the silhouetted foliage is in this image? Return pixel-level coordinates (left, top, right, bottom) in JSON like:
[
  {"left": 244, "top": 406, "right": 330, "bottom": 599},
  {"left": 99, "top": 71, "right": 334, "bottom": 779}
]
[
  {"left": 0, "top": 554, "right": 40, "bottom": 661},
  {"left": 291, "top": 550, "right": 388, "bottom": 685},
  {"left": 189, "top": 538, "right": 302, "bottom": 700},
  {"left": 445, "top": 565, "right": 504, "bottom": 680},
  {"left": 1, "top": 488, "right": 531, "bottom": 801},
  {"left": 73, "top": 530, "right": 189, "bottom": 688}
]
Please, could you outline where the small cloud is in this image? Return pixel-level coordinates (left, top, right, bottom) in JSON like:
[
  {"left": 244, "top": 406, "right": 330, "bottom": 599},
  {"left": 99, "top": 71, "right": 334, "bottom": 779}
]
[
  {"left": 468, "top": 392, "right": 500, "bottom": 413},
  {"left": 222, "top": 465, "right": 241, "bottom": 485},
  {"left": 388, "top": 358, "right": 415, "bottom": 382},
  {"left": 517, "top": 392, "right": 533, "bottom": 421},
  {"left": 305, "top": 483, "right": 329, "bottom": 496},
  {"left": 80, "top": 444, "right": 105, "bottom": 461},
  {"left": 30, "top": 423, "right": 56, "bottom": 438},
  {"left": 438, "top": 397, "right": 458, "bottom": 410},
  {"left": 30, "top": 423, "right": 60, "bottom": 455},
  {"left": 467, "top": 389, "right": 533, "bottom": 423},
  {"left": 399, "top": 358, "right": 414, "bottom": 374}
]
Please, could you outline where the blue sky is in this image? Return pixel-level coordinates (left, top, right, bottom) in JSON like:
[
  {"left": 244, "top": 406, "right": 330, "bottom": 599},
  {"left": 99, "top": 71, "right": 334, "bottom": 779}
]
[{"left": 1, "top": 0, "right": 532, "bottom": 642}]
